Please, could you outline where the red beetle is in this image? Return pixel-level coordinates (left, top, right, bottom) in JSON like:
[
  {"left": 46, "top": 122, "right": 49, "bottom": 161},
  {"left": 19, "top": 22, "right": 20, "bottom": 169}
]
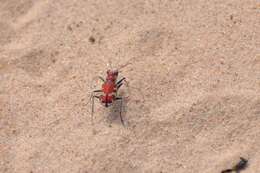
[{"left": 91, "top": 69, "right": 126, "bottom": 125}]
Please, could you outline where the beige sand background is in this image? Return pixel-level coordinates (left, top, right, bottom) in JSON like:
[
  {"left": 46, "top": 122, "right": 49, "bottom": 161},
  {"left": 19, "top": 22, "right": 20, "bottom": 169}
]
[{"left": 0, "top": 0, "right": 260, "bottom": 172}]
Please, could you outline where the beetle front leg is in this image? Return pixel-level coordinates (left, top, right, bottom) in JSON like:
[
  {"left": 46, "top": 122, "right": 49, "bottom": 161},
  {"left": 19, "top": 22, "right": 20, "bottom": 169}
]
[
  {"left": 116, "top": 77, "right": 125, "bottom": 85},
  {"left": 116, "top": 77, "right": 126, "bottom": 89},
  {"left": 98, "top": 76, "right": 105, "bottom": 82}
]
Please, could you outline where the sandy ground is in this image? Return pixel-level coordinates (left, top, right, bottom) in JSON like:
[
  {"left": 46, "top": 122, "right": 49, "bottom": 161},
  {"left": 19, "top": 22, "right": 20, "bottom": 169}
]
[{"left": 0, "top": 0, "right": 260, "bottom": 172}]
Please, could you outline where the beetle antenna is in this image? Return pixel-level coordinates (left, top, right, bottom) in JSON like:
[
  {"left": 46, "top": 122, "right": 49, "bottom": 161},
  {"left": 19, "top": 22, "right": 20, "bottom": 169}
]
[{"left": 117, "top": 56, "right": 139, "bottom": 72}]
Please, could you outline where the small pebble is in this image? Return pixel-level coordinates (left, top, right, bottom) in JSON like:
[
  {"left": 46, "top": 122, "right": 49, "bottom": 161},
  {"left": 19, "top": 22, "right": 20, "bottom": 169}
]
[{"left": 89, "top": 36, "right": 95, "bottom": 44}]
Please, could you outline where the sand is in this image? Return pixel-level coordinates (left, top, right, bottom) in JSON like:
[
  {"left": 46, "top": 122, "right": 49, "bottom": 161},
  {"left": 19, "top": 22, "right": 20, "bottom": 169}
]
[{"left": 0, "top": 0, "right": 260, "bottom": 172}]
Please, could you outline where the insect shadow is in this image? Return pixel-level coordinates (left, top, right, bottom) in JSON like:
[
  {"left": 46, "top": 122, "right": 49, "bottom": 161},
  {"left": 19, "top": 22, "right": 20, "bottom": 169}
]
[
  {"left": 107, "top": 90, "right": 128, "bottom": 126},
  {"left": 221, "top": 157, "right": 248, "bottom": 173}
]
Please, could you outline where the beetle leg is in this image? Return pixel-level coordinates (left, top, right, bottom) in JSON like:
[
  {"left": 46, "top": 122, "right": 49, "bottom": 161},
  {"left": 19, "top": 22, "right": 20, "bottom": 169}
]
[
  {"left": 117, "top": 83, "right": 123, "bottom": 89},
  {"left": 116, "top": 77, "right": 126, "bottom": 85},
  {"left": 98, "top": 76, "right": 105, "bottom": 82},
  {"left": 93, "top": 89, "right": 102, "bottom": 92},
  {"left": 116, "top": 77, "right": 126, "bottom": 90}
]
